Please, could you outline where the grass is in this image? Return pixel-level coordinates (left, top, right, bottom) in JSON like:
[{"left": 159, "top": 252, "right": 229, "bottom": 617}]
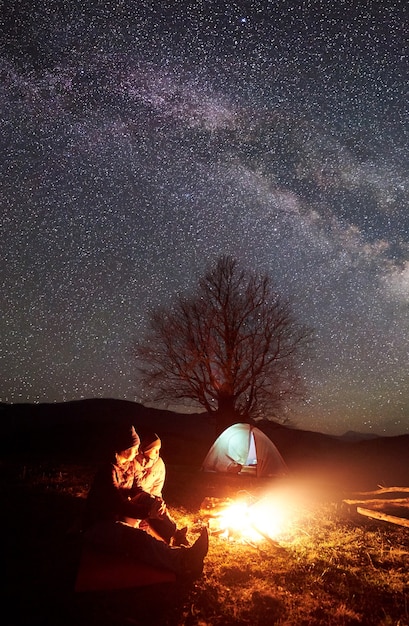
[{"left": 2, "top": 460, "right": 409, "bottom": 625}]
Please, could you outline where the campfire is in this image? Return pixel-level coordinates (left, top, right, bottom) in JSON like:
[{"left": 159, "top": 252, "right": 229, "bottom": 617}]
[{"left": 201, "top": 492, "right": 294, "bottom": 544}]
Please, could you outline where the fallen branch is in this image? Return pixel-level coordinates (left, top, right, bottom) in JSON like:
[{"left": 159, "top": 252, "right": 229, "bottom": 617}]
[
  {"left": 357, "top": 507, "right": 409, "bottom": 528},
  {"left": 350, "top": 486, "right": 409, "bottom": 497},
  {"left": 242, "top": 538, "right": 268, "bottom": 556},
  {"left": 343, "top": 498, "right": 409, "bottom": 506}
]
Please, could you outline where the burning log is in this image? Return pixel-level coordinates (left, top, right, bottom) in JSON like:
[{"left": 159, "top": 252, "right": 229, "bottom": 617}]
[
  {"left": 200, "top": 496, "right": 234, "bottom": 518},
  {"left": 249, "top": 522, "right": 284, "bottom": 549},
  {"left": 200, "top": 494, "right": 288, "bottom": 546}
]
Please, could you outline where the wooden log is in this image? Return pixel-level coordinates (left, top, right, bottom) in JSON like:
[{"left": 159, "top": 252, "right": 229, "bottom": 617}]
[
  {"left": 200, "top": 496, "right": 234, "bottom": 517},
  {"left": 343, "top": 498, "right": 409, "bottom": 506},
  {"left": 351, "top": 486, "right": 409, "bottom": 497},
  {"left": 249, "top": 523, "right": 286, "bottom": 550},
  {"left": 357, "top": 507, "right": 409, "bottom": 528}
]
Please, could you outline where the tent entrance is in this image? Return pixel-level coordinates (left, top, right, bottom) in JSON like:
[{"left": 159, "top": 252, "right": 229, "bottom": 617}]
[{"left": 245, "top": 432, "right": 257, "bottom": 467}]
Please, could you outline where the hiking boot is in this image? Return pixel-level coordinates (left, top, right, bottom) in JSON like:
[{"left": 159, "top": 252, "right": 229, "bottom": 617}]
[
  {"left": 172, "top": 526, "right": 189, "bottom": 547},
  {"left": 181, "top": 527, "right": 209, "bottom": 579}
]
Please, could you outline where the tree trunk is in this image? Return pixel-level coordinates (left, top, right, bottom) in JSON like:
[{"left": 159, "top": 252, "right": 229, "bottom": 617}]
[{"left": 215, "top": 393, "right": 238, "bottom": 435}]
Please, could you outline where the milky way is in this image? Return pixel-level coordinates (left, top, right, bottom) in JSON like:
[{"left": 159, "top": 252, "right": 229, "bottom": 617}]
[{"left": 1, "top": 1, "right": 408, "bottom": 435}]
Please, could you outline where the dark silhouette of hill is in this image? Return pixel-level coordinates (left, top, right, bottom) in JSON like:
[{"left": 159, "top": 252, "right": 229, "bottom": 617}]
[
  {"left": 0, "top": 398, "right": 214, "bottom": 464},
  {"left": 259, "top": 419, "right": 409, "bottom": 489},
  {"left": 338, "top": 430, "right": 380, "bottom": 442},
  {"left": 1, "top": 399, "right": 408, "bottom": 489}
]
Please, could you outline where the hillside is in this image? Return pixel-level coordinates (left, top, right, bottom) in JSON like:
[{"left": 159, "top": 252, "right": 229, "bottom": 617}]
[
  {"left": 1, "top": 398, "right": 408, "bottom": 490},
  {"left": 0, "top": 398, "right": 214, "bottom": 465}
]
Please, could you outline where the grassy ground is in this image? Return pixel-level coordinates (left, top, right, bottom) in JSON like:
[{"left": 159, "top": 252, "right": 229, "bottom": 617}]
[{"left": 2, "top": 460, "right": 409, "bottom": 626}]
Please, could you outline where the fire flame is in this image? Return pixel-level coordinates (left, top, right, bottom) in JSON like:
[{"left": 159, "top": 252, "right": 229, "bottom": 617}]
[{"left": 211, "top": 495, "right": 292, "bottom": 542}]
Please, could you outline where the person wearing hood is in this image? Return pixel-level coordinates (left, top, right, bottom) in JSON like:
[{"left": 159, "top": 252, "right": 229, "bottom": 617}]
[
  {"left": 131, "top": 432, "right": 188, "bottom": 547},
  {"left": 82, "top": 425, "right": 208, "bottom": 579},
  {"left": 134, "top": 433, "right": 165, "bottom": 497}
]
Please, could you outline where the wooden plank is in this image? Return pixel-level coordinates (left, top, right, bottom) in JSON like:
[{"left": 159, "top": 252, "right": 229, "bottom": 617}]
[{"left": 357, "top": 507, "right": 409, "bottom": 528}]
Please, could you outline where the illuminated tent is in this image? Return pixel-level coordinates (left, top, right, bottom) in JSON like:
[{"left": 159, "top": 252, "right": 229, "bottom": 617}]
[{"left": 201, "top": 423, "right": 288, "bottom": 478}]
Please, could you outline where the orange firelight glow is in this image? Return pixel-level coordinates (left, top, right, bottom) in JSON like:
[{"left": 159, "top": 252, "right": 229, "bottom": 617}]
[{"left": 211, "top": 493, "right": 295, "bottom": 542}]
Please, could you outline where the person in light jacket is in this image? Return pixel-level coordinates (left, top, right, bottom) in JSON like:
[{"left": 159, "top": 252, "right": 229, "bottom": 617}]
[
  {"left": 82, "top": 425, "right": 208, "bottom": 579},
  {"left": 131, "top": 432, "right": 189, "bottom": 546}
]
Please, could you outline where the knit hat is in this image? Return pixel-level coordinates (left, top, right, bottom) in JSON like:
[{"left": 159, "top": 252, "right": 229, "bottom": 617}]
[
  {"left": 115, "top": 425, "right": 140, "bottom": 452},
  {"left": 141, "top": 432, "right": 161, "bottom": 454}
]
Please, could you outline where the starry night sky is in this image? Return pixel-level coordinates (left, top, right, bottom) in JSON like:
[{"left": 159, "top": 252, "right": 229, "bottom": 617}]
[{"left": 1, "top": 1, "right": 408, "bottom": 435}]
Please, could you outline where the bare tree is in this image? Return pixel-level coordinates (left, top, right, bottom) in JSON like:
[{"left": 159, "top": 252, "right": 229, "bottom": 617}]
[{"left": 135, "top": 255, "right": 312, "bottom": 430}]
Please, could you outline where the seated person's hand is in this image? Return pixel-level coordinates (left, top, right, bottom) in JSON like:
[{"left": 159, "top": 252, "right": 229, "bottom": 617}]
[{"left": 149, "top": 496, "right": 167, "bottom": 518}]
